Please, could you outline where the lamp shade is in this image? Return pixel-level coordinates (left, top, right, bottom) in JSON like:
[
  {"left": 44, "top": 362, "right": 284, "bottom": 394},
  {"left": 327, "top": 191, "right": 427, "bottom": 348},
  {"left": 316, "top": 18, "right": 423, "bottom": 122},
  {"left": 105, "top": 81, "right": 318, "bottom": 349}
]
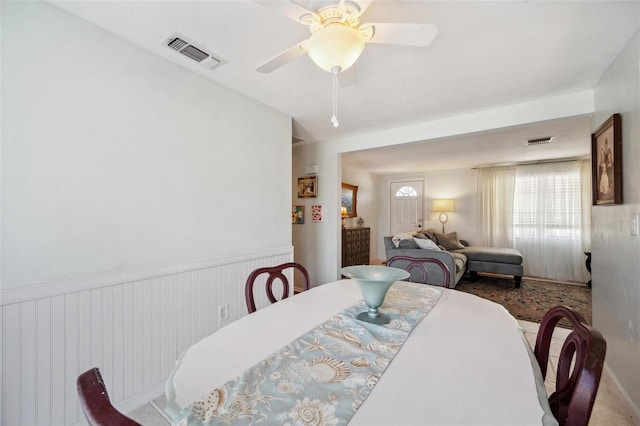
[
  {"left": 305, "top": 24, "right": 365, "bottom": 73},
  {"left": 432, "top": 199, "right": 455, "bottom": 212},
  {"left": 341, "top": 206, "right": 348, "bottom": 217}
]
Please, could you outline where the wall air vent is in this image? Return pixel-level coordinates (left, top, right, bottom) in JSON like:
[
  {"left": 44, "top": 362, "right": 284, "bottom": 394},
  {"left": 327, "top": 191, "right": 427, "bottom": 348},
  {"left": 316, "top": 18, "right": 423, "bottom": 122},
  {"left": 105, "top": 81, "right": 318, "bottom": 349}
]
[
  {"left": 164, "top": 33, "right": 226, "bottom": 70},
  {"left": 527, "top": 136, "right": 553, "bottom": 146}
]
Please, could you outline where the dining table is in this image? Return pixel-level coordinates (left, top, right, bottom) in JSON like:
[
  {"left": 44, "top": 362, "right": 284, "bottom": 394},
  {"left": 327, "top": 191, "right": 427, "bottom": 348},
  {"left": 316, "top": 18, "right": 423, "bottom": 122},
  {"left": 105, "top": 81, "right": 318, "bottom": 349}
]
[{"left": 165, "top": 279, "right": 558, "bottom": 425}]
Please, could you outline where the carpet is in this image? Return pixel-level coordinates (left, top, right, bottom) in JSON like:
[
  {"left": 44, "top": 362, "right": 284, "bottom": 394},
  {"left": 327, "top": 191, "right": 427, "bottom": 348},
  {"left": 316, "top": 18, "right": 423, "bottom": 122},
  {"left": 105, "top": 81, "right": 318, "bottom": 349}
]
[{"left": 455, "top": 274, "right": 592, "bottom": 325}]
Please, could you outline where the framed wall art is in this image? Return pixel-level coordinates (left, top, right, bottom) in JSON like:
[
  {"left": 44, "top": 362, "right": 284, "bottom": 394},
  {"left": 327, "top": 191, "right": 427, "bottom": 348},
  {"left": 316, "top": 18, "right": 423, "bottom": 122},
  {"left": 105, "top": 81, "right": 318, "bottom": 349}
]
[
  {"left": 311, "top": 205, "right": 323, "bottom": 222},
  {"left": 591, "top": 113, "right": 622, "bottom": 205},
  {"left": 292, "top": 205, "right": 304, "bottom": 224},
  {"left": 341, "top": 182, "right": 358, "bottom": 217},
  {"left": 298, "top": 176, "right": 317, "bottom": 198}
]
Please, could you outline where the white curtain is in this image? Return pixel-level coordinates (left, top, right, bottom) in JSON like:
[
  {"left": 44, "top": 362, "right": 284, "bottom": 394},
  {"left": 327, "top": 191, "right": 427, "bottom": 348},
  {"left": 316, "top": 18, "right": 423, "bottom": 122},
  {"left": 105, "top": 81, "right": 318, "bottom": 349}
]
[
  {"left": 578, "top": 159, "right": 592, "bottom": 254},
  {"left": 476, "top": 166, "right": 516, "bottom": 247},
  {"left": 512, "top": 160, "right": 590, "bottom": 282}
]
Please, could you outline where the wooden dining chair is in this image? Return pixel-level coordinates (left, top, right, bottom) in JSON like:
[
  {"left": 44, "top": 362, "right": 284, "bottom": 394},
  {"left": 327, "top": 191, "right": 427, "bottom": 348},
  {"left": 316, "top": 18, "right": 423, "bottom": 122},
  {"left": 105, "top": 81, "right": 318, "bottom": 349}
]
[
  {"left": 534, "top": 305, "right": 607, "bottom": 426},
  {"left": 245, "top": 262, "right": 310, "bottom": 313},
  {"left": 77, "top": 367, "right": 141, "bottom": 426},
  {"left": 386, "top": 255, "right": 451, "bottom": 287}
]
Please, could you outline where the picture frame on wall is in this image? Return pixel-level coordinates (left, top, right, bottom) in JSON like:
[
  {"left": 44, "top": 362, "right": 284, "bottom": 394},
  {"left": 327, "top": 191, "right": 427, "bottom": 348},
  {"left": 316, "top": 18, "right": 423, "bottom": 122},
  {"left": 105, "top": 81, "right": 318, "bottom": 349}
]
[
  {"left": 292, "top": 205, "right": 304, "bottom": 224},
  {"left": 591, "top": 113, "right": 622, "bottom": 205},
  {"left": 311, "top": 205, "right": 323, "bottom": 222},
  {"left": 298, "top": 176, "right": 318, "bottom": 198}
]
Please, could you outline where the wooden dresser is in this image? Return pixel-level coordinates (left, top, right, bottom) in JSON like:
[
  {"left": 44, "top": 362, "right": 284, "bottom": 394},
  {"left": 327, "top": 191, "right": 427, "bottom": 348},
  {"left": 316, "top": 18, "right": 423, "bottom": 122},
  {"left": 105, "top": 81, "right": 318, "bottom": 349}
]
[{"left": 342, "top": 227, "right": 370, "bottom": 267}]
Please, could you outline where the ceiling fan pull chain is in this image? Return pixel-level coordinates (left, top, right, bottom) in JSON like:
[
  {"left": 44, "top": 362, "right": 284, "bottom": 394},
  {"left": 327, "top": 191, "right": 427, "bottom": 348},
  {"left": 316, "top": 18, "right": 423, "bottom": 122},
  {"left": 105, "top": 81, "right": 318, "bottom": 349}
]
[{"left": 331, "top": 66, "right": 340, "bottom": 127}]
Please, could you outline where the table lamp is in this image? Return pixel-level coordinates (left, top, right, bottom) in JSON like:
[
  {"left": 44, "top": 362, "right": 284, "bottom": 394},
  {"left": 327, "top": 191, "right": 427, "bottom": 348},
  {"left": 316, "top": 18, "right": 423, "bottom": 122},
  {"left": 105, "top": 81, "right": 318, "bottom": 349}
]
[
  {"left": 341, "top": 206, "right": 348, "bottom": 228},
  {"left": 432, "top": 199, "right": 455, "bottom": 233}
]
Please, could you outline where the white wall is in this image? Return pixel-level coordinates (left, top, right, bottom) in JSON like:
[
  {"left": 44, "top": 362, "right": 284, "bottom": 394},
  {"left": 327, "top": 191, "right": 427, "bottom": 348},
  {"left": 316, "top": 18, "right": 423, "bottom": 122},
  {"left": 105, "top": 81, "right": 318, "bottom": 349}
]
[
  {"left": 342, "top": 163, "right": 378, "bottom": 259},
  {"left": 1, "top": 2, "right": 293, "bottom": 424},
  {"left": 375, "top": 168, "right": 477, "bottom": 259},
  {"left": 291, "top": 142, "right": 341, "bottom": 286},
  {"left": 1, "top": 1, "right": 291, "bottom": 289},
  {"left": 591, "top": 28, "right": 640, "bottom": 414}
]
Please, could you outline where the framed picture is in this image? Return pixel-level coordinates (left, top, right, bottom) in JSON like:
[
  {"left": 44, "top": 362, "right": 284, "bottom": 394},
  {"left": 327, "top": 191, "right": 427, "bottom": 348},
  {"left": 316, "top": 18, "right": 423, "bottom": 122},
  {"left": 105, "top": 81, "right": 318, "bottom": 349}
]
[
  {"left": 298, "top": 176, "right": 317, "bottom": 198},
  {"left": 591, "top": 114, "right": 622, "bottom": 205},
  {"left": 311, "top": 205, "right": 323, "bottom": 222},
  {"left": 292, "top": 205, "right": 304, "bottom": 224},
  {"left": 341, "top": 183, "right": 358, "bottom": 217}
]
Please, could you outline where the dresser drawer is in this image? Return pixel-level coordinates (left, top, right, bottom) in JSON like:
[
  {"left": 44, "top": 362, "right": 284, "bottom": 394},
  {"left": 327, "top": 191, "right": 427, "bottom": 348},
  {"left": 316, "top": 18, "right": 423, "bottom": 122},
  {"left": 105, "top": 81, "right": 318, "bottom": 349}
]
[{"left": 342, "top": 228, "right": 370, "bottom": 267}]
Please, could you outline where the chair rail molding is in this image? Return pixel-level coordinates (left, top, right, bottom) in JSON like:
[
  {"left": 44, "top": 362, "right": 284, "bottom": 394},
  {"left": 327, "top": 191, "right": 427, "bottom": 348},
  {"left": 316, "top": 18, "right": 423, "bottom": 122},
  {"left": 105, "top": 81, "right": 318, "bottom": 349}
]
[{"left": 1, "top": 246, "right": 293, "bottom": 305}]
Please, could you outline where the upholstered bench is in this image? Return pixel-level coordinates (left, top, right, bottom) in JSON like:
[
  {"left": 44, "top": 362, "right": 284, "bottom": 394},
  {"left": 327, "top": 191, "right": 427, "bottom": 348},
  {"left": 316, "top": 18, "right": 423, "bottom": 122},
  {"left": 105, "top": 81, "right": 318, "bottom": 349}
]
[{"left": 453, "top": 246, "right": 523, "bottom": 288}]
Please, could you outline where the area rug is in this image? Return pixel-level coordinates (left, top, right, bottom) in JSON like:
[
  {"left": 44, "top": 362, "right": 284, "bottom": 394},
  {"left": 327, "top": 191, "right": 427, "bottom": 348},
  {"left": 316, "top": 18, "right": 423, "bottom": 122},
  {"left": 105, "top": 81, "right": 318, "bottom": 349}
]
[{"left": 455, "top": 274, "right": 591, "bottom": 325}]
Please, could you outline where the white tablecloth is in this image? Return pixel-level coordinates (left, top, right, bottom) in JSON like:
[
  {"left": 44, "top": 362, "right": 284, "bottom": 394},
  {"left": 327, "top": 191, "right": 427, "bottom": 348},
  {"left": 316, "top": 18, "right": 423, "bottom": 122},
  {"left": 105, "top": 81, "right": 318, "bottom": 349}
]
[{"left": 166, "top": 280, "right": 556, "bottom": 425}]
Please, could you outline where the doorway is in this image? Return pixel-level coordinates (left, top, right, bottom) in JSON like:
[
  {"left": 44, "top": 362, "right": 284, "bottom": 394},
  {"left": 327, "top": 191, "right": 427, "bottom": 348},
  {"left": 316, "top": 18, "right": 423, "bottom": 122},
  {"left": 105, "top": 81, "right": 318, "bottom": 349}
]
[{"left": 390, "top": 180, "right": 424, "bottom": 236}]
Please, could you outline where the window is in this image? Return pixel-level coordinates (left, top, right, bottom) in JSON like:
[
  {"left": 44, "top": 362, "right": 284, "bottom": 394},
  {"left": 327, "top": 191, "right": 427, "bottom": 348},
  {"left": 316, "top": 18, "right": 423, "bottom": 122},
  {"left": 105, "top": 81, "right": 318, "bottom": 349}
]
[
  {"left": 477, "top": 160, "right": 590, "bottom": 282},
  {"left": 513, "top": 168, "right": 582, "bottom": 240},
  {"left": 395, "top": 186, "right": 417, "bottom": 197}
]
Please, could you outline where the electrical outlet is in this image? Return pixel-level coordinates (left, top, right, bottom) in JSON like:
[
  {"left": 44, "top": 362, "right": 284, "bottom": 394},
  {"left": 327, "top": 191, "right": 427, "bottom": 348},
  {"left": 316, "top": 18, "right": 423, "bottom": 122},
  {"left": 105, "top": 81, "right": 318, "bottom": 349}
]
[
  {"left": 218, "top": 304, "right": 229, "bottom": 321},
  {"left": 632, "top": 212, "right": 640, "bottom": 237}
]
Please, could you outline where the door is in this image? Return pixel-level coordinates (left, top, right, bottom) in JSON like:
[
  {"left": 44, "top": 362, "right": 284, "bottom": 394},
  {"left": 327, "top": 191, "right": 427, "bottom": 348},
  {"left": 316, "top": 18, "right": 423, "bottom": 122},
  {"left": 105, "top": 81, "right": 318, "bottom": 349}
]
[{"left": 390, "top": 180, "right": 424, "bottom": 235}]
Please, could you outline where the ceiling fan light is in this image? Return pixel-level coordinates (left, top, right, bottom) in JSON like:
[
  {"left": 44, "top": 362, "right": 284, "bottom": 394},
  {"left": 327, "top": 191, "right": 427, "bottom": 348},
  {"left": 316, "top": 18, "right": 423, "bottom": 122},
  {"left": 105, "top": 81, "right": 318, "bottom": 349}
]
[{"left": 305, "top": 24, "right": 365, "bottom": 73}]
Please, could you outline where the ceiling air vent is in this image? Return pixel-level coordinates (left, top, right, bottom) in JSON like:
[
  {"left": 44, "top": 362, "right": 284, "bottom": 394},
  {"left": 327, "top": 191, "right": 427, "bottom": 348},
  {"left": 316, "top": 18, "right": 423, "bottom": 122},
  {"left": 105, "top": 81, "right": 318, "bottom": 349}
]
[
  {"left": 526, "top": 136, "right": 553, "bottom": 146},
  {"left": 164, "top": 33, "right": 226, "bottom": 70}
]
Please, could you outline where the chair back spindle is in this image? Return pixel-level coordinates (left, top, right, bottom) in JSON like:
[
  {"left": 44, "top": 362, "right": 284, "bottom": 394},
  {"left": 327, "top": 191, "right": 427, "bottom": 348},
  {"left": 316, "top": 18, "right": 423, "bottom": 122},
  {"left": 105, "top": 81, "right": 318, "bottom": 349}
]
[
  {"left": 245, "top": 262, "right": 310, "bottom": 313},
  {"left": 386, "top": 255, "right": 451, "bottom": 287},
  {"left": 534, "top": 305, "right": 606, "bottom": 426}
]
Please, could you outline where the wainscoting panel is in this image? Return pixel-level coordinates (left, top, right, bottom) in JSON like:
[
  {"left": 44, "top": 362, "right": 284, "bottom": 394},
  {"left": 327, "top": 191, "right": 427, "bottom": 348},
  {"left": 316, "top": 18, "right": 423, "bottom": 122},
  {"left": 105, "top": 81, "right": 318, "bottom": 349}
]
[{"left": 1, "top": 247, "right": 293, "bottom": 425}]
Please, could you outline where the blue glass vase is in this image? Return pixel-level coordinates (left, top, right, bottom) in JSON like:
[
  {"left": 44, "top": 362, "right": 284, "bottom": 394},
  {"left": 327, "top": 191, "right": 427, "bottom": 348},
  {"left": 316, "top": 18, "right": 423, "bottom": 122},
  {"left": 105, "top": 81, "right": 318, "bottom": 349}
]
[{"left": 341, "top": 265, "right": 410, "bottom": 325}]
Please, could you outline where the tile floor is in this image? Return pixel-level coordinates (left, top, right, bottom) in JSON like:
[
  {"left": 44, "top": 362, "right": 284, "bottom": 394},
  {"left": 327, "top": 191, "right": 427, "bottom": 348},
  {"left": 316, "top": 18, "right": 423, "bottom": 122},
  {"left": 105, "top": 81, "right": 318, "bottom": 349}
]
[{"left": 128, "top": 320, "right": 637, "bottom": 425}]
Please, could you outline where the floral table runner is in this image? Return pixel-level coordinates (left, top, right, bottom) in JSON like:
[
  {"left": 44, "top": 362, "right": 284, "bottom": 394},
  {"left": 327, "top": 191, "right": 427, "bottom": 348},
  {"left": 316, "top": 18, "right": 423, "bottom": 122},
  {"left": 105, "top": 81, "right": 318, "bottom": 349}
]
[{"left": 173, "top": 281, "right": 443, "bottom": 426}]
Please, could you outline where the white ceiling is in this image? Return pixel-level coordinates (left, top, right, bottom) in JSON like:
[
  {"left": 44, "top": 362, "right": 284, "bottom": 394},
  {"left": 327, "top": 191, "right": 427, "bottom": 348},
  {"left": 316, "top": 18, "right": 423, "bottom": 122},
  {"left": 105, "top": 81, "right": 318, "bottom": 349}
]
[
  {"left": 341, "top": 115, "right": 593, "bottom": 173},
  {"left": 52, "top": 0, "right": 639, "bottom": 171}
]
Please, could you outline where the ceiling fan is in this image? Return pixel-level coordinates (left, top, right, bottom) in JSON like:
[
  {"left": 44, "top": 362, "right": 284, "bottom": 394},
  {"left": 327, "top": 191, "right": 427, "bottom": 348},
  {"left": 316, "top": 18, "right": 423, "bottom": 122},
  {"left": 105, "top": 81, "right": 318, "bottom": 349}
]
[{"left": 256, "top": 0, "right": 438, "bottom": 127}]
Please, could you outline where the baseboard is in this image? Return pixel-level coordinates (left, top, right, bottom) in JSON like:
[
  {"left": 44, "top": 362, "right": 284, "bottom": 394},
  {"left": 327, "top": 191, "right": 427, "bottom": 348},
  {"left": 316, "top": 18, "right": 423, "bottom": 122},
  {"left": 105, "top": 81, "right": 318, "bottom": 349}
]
[
  {"left": 71, "top": 381, "right": 166, "bottom": 426},
  {"left": 470, "top": 272, "right": 588, "bottom": 287},
  {"left": 603, "top": 363, "right": 640, "bottom": 422}
]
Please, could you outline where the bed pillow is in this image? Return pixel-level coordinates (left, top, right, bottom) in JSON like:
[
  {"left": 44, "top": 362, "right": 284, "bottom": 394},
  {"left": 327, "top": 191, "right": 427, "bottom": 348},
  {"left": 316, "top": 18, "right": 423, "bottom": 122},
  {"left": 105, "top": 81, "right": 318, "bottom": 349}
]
[
  {"left": 413, "top": 237, "right": 441, "bottom": 251},
  {"left": 434, "top": 231, "right": 465, "bottom": 250}
]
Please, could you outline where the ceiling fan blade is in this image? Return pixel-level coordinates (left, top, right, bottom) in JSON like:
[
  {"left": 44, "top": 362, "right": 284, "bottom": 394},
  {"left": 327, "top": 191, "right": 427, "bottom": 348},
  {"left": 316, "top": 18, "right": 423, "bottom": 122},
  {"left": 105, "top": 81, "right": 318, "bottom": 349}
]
[
  {"left": 337, "top": 0, "right": 347, "bottom": 20},
  {"left": 367, "top": 23, "right": 438, "bottom": 47},
  {"left": 339, "top": 66, "right": 358, "bottom": 88},
  {"left": 253, "top": 0, "right": 318, "bottom": 24},
  {"left": 256, "top": 41, "right": 308, "bottom": 73},
  {"left": 353, "top": 0, "right": 373, "bottom": 17}
]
